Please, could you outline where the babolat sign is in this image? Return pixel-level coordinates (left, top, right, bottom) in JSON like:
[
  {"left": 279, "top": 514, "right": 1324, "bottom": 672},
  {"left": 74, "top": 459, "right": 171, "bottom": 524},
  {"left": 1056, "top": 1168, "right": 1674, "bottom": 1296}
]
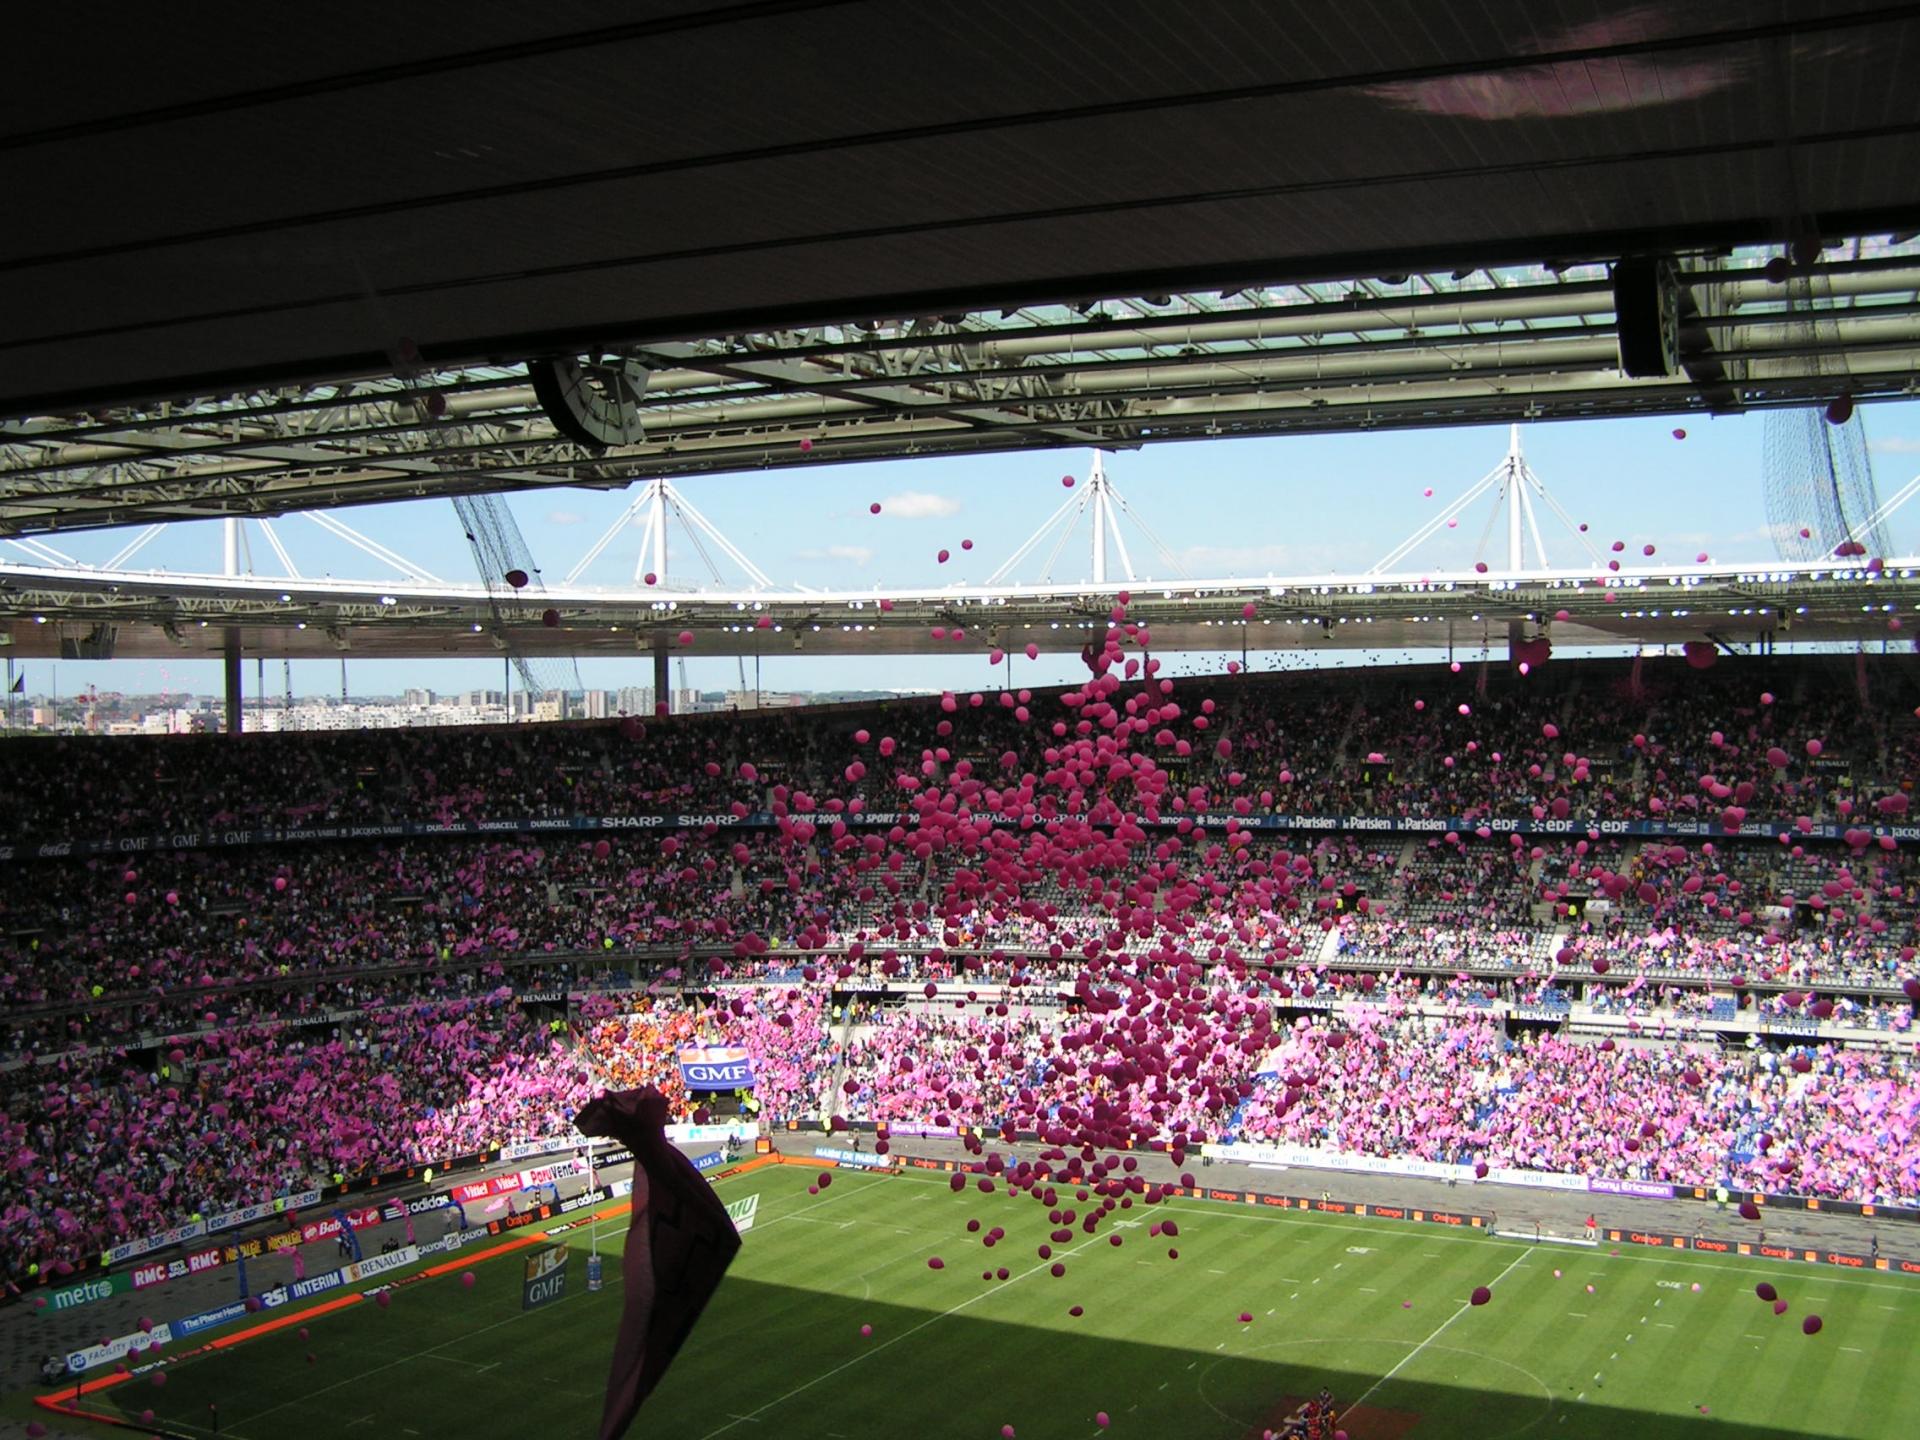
[
  {"left": 678, "top": 1045, "right": 756, "bottom": 1090},
  {"left": 522, "top": 1245, "right": 568, "bottom": 1311}
]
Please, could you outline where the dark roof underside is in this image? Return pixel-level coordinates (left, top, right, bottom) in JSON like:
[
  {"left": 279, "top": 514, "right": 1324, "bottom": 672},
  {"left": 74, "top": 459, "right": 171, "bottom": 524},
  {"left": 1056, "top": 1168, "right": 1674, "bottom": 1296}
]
[{"left": 4, "top": 0, "right": 1918, "bottom": 414}]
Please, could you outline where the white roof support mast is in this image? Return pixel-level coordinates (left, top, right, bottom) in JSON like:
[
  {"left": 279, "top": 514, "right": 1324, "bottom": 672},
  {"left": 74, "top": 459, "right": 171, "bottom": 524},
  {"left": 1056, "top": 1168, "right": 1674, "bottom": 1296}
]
[
  {"left": 564, "top": 477, "right": 771, "bottom": 591},
  {"left": 985, "top": 450, "right": 1187, "bottom": 587},
  {"left": 1371, "top": 425, "right": 1602, "bottom": 576}
]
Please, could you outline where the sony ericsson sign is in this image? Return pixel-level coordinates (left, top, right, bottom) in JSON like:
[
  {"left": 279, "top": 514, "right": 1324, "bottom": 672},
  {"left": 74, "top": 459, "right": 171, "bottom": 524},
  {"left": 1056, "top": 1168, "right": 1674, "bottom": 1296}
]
[
  {"left": 678, "top": 1045, "right": 757, "bottom": 1090},
  {"left": 522, "top": 1245, "right": 568, "bottom": 1311}
]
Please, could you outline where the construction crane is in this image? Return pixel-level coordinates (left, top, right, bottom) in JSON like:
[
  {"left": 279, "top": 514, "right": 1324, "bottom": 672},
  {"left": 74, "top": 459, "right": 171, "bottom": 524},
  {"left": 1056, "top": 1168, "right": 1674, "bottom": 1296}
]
[{"left": 451, "top": 492, "right": 583, "bottom": 700}]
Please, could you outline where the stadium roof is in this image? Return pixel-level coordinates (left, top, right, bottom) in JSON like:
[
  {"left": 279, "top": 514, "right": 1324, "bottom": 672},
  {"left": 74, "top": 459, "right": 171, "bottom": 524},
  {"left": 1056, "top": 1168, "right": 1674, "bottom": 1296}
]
[
  {"left": 4, "top": 241, "right": 1918, "bottom": 538},
  {"left": 2, "top": 559, "right": 1912, "bottom": 664},
  {"left": 4, "top": 3, "right": 1920, "bottom": 536}
]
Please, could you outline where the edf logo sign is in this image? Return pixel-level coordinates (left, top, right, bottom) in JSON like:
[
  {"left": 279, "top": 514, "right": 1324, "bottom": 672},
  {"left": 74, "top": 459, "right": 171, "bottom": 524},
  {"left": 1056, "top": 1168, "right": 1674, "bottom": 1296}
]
[
  {"left": 677, "top": 1046, "right": 757, "bottom": 1090},
  {"left": 522, "top": 1246, "right": 568, "bottom": 1312}
]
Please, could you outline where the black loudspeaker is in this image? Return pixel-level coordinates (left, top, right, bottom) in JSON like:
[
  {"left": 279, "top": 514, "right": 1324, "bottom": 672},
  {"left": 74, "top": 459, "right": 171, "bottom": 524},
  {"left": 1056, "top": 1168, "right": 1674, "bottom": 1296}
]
[
  {"left": 1613, "top": 256, "right": 1676, "bottom": 378},
  {"left": 59, "top": 624, "right": 116, "bottom": 660}
]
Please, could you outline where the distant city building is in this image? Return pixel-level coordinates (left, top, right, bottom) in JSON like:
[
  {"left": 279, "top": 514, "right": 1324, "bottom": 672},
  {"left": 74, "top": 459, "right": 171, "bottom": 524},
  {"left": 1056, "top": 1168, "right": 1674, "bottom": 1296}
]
[
  {"left": 0, "top": 682, "right": 920, "bottom": 733},
  {"left": 724, "top": 689, "right": 808, "bottom": 710}
]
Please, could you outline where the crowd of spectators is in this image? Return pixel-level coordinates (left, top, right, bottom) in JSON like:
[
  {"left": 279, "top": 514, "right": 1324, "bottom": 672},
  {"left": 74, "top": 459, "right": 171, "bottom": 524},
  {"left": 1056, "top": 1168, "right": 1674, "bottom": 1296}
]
[
  {"left": 3, "top": 990, "right": 594, "bottom": 1284},
  {"left": 1232, "top": 1014, "right": 1919, "bottom": 1205},
  {"left": 6, "top": 651, "right": 1920, "bottom": 1293},
  {"left": 2, "top": 658, "right": 1913, "bottom": 840}
]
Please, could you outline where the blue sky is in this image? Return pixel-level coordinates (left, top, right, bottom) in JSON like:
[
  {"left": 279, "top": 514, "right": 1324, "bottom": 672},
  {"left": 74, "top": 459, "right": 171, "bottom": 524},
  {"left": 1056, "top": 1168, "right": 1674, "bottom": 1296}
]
[{"left": 17, "top": 403, "right": 1920, "bottom": 701}]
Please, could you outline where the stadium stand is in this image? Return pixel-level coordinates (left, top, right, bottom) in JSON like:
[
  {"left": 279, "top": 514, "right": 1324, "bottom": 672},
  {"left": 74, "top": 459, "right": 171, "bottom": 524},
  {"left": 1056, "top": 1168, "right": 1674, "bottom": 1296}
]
[{"left": 4, "top": 655, "right": 1919, "bottom": 1294}]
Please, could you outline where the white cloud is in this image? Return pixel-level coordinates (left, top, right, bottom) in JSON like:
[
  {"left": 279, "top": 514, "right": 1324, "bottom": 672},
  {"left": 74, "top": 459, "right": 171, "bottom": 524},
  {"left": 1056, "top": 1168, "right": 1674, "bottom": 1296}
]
[
  {"left": 1869, "top": 436, "right": 1920, "bottom": 455},
  {"left": 875, "top": 491, "right": 961, "bottom": 519},
  {"left": 797, "top": 544, "right": 873, "bottom": 567},
  {"left": 545, "top": 509, "right": 586, "bottom": 526}
]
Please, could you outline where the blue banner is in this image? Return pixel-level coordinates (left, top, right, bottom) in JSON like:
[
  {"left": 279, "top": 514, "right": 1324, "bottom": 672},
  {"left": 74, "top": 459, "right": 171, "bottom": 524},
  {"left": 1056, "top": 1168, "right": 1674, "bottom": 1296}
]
[
  {"left": 678, "top": 1046, "right": 757, "bottom": 1090},
  {"left": 812, "top": 1148, "right": 895, "bottom": 1170},
  {"left": 290, "top": 1269, "right": 344, "bottom": 1300},
  {"left": 172, "top": 1299, "right": 251, "bottom": 1338},
  {"left": 521, "top": 1246, "right": 568, "bottom": 1312}
]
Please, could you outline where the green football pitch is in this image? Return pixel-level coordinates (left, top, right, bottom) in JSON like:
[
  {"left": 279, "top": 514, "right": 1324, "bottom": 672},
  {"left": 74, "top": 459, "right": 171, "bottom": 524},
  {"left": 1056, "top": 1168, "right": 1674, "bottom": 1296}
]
[{"left": 48, "top": 1165, "right": 1920, "bottom": 1440}]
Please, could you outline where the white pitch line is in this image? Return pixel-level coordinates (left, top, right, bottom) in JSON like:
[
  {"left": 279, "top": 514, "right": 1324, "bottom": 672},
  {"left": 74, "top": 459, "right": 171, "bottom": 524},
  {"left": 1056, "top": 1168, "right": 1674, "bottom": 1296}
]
[
  {"left": 230, "top": 1274, "right": 601, "bottom": 1430},
  {"left": 874, "top": 1166, "right": 1906, "bottom": 1292},
  {"left": 695, "top": 1230, "right": 1108, "bottom": 1439},
  {"left": 1343, "top": 1248, "right": 1531, "bottom": 1419}
]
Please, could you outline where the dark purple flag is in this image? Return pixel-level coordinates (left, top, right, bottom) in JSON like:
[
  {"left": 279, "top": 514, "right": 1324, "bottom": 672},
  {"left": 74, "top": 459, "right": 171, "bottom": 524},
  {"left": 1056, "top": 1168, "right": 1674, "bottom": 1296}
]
[{"left": 574, "top": 1087, "right": 742, "bottom": 1440}]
